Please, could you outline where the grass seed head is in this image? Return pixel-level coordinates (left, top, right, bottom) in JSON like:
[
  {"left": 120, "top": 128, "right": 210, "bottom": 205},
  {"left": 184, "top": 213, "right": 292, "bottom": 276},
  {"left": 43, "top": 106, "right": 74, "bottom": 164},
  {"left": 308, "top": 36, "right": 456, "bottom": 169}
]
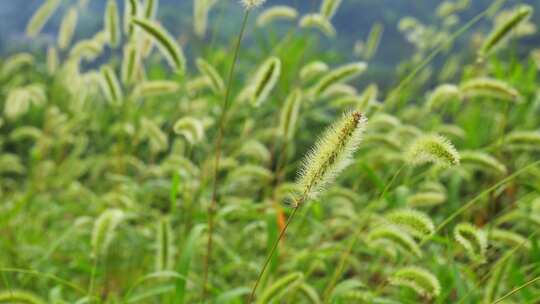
[
  {"left": 297, "top": 111, "right": 367, "bottom": 201},
  {"left": 406, "top": 134, "right": 460, "bottom": 167}
]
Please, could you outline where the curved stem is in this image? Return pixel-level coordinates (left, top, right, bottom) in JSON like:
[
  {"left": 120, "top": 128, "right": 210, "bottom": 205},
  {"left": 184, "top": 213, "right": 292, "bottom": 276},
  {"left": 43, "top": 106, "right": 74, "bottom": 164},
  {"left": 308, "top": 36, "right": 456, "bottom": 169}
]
[
  {"left": 88, "top": 257, "right": 99, "bottom": 301},
  {"left": 202, "top": 10, "right": 250, "bottom": 298},
  {"left": 493, "top": 276, "right": 540, "bottom": 303},
  {"left": 248, "top": 204, "right": 301, "bottom": 303},
  {"left": 321, "top": 232, "right": 358, "bottom": 303}
]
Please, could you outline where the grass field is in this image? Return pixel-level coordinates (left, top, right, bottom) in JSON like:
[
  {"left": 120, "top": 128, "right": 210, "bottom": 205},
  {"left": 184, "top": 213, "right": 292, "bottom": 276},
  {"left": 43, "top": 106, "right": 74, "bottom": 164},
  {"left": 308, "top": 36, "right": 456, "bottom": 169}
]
[{"left": 0, "top": 0, "right": 540, "bottom": 303}]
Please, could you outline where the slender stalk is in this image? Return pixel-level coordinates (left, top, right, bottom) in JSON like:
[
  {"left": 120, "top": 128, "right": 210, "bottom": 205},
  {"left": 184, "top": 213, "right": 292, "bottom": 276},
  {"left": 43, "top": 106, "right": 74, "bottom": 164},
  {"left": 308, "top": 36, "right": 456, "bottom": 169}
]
[
  {"left": 321, "top": 231, "right": 358, "bottom": 303},
  {"left": 494, "top": 275, "right": 540, "bottom": 303},
  {"left": 248, "top": 203, "right": 301, "bottom": 303},
  {"left": 202, "top": 10, "right": 250, "bottom": 298},
  {"left": 88, "top": 257, "right": 98, "bottom": 302}
]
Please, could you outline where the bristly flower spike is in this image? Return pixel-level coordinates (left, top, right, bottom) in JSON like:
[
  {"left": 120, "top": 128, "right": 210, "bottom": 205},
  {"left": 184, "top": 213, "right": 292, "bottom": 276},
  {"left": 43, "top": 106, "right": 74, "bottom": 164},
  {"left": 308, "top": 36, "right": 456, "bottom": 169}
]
[
  {"left": 241, "top": 0, "right": 266, "bottom": 10},
  {"left": 405, "top": 134, "right": 460, "bottom": 167},
  {"left": 297, "top": 111, "right": 368, "bottom": 201},
  {"left": 249, "top": 111, "right": 367, "bottom": 302}
]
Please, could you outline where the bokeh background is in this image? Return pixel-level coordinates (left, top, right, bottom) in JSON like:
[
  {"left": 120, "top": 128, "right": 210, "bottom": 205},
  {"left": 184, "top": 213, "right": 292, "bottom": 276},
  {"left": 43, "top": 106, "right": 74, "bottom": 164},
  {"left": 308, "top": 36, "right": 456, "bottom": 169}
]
[{"left": 2, "top": 0, "right": 539, "bottom": 80}]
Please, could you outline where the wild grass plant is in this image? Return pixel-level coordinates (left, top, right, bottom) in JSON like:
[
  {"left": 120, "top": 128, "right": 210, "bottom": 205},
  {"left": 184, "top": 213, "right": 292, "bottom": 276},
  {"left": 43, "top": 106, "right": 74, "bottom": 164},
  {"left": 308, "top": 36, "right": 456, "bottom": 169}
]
[{"left": 0, "top": 0, "right": 540, "bottom": 303}]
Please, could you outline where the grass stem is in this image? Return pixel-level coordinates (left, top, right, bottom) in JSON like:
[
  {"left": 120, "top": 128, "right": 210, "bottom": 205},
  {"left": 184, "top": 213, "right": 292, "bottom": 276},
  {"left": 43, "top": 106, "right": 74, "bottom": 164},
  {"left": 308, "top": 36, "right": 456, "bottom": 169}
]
[{"left": 202, "top": 10, "right": 251, "bottom": 298}]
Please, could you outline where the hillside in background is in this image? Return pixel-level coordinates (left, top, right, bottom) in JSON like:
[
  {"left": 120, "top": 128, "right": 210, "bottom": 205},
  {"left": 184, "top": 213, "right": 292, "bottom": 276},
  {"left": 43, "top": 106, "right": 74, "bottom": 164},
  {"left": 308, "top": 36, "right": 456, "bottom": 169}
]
[{"left": 1, "top": 0, "right": 539, "bottom": 88}]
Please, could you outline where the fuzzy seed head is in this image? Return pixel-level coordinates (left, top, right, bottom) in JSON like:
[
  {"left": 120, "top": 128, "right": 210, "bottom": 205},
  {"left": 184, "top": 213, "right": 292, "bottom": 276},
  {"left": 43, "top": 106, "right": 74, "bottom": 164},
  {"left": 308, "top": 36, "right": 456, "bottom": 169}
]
[
  {"left": 389, "top": 266, "right": 441, "bottom": 299},
  {"left": 368, "top": 226, "right": 423, "bottom": 257},
  {"left": 249, "top": 56, "right": 281, "bottom": 107},
  {"left": 460, "top": 150, "right": 507, "bottom": 175},
  {"left": 386, "top": 208, "right": 435, "bottom": 238},
  {"left": 299, "top": 13, "right": 336, "bottom": 37},
  {"left": 406, "top": 134, "right": 460, "bottom": 167},
  {"left": 454, "top": 222, "right": 487, "bottom": 262},
  {"left": 91, "top": 209, "right": 124, "bottom": 258},
  {"left": 297, "top": 111, "right": 368, "bottom": 200},
  {"left": 257, "top": 5, "right": 298, "bottom": 27},
  {"left": 489, "top": 228, "right": 531, "bottom": 250},
  {"left": 241, "top": 0, "right": 265, "bottom": 10}
]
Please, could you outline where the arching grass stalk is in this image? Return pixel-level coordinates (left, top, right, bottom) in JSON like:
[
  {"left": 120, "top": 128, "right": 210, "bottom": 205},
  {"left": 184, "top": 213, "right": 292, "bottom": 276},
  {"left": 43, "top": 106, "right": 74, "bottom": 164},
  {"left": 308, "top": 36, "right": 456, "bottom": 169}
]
[
  {"left": 494, "top": 276, "right": 540, "bottom": 304},
  {"left": 247, "top": 200, "right": 302, "bottom": 303},
  {"left": 202, "top": 8, "right": 251, "bottom": 297},
  {"left": 248, "top": 111, "right": 368, "bottom": 302},
  {"left": 88, "top": 258, "right": 98, "bottom": 300}
]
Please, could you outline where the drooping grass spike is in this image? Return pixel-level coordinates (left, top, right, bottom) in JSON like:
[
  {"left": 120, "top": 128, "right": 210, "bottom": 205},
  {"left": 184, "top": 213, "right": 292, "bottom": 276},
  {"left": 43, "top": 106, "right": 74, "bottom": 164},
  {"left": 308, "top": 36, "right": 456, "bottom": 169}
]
[
  {"left": 385, "top": 209, "right": 435, "bottom": 239},
  {"left": 121, "top": 43, "right": 141, "bottom": 85},
  {"left": 132, "top": 80, "right": 179, "bottom": 98},
  {"left": 299, "top": 14, "right": 336, "bottom": 37},
  {"left": 91, "top": 209, "right": 124, "bottom": 258},
  {"left": 241, "top": 0, "right": 266, "bottom": 10},
  {"left": 405, "top": 134, "right": 460, "bottom": 167},
  {"left": 105, "top": 0, "right": 121, "bottom": 48},
  {"left": 132, "top": 18, "right": 186, "bottom": 75},
  {"left": 99, "top": 65, "right": 124, "bottom": 105},
  {"left": 144, "top": 0, "right": 158, "bottom": 19},
  {"left": 156, "top": 217, "right": 174, "bottom": 271},
  {"left": 47, "top": 46, "right": 59, "bottom": 75},
  {"left": 460, "top": 77, "right": 521, "bottom": 102},
  {"left": 407, "top": 192, "right": 447, "bottom": 208},
  {"left": 193, "top": 0, "right": 216, "bottom": 37},
  {"left": 300, "top": 61, "right": 329, "bottom": 82},
  {"left": 363, "top": 22, "right": 384, "bottom": 60},
  {"left": 125, "top": 0, "right": 140, "bottom": 37},
  {"left": 256, "top": 5, "right": 298, "bottom": 27},
  {"left": 367, "top": 226, "right": 423, "bottom": 257},
  {"left": 173, "top": 117, "right": 205, "bottom": 145},
  {"left": 426, "top": 84, "right": 461, "bottom": 110},
  {"left": 454, "top": 222, "right": 487, "bottom": 262},
  {"left": 279, "top": 89, "right": 303, "bottom": 141},
  {"left": 297, "top": 111, "right": 368, "bottom": 200},
  {"left": 320, "top": 0, "right": 342, "bottom": 20},
  {"left": 460, "top": 150, "right": 507, "bottom": 175},
  {"left": 26, "top": 0, "right": 61, "bottom": 38},
  {"left": 389, "top": 266, "right": 441, "bottom": 299},
  {"left": 479, "top": 5, "right": 533, "bottom": 57},
  {"left": 196, "top": 58, "right": 225, "bottom": 94},
  {"left": 310, "top": 62, "right": 367, "bottom": 99},
  {"left": 58, "top": 7, "right": 79, "bottom": 50},
  {"left": 248, "top": 56, "right": 281, "bottom": 107}
]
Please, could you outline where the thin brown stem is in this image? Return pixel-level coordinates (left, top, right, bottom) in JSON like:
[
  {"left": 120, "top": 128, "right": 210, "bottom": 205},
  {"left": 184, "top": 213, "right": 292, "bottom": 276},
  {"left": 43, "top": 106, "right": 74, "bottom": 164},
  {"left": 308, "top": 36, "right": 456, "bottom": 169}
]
[
  {"left": 202, "top": 10, "right": 250, "bottom": 298},
  {"left": 247, "top": 203, "right": 301, "bottom": 303},
  {"left": 493, "top": 275, "right": 540, "bottom": 303},
  {"left": 321, "top": 232, "right": 358, "bottom": 303}
]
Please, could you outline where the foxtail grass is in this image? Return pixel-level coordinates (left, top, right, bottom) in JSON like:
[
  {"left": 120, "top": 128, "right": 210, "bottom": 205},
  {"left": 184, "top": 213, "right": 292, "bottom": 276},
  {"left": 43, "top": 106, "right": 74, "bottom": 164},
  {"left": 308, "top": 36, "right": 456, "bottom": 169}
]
[{"left": 248, "top": 111, "right": 367, "bottom": 302}]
